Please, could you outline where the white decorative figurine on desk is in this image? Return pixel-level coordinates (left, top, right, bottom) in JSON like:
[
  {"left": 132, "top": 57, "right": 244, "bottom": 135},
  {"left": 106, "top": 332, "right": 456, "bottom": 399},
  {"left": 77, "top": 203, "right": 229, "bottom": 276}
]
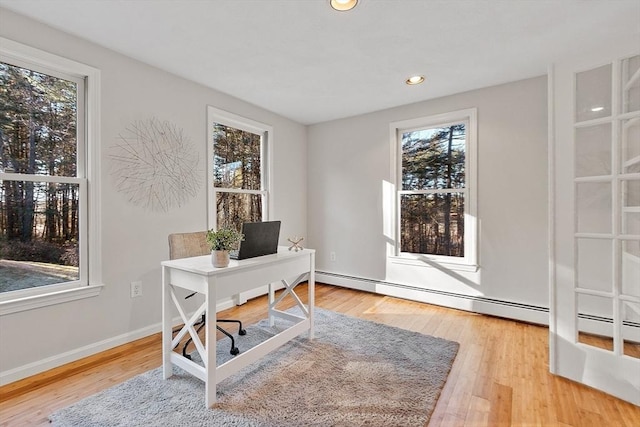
[{"left": 287, "top": 236, "right": 304, "bottom": 252}]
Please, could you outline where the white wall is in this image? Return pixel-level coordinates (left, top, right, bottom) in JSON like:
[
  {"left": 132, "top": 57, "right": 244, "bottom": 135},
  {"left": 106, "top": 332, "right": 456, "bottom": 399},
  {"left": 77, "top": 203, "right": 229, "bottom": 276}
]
[
  {"left": 0, "top": 7, "right": 548, "bottom": 384},
  {"left": 0, "top": 8, "right": 307, "bottom": 382},
  {"left": 307, "top": 76, "right": 549, "bottom": 323}
]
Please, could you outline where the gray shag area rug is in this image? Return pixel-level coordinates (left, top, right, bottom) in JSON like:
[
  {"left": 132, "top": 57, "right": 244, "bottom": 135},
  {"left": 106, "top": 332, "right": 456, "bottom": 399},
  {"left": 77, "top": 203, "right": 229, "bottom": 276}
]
[{"left": 50, "top": 308, "right": 459, "bottom": 427}]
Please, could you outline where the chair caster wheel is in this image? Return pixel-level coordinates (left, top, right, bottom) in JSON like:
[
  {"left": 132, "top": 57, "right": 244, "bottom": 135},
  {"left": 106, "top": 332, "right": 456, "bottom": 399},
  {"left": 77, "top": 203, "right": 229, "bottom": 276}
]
[
  {"left": 239, "top": 329, "right": 247, "bottom": 336},
  {"left": 230, "top": 347, "right": 240, "bottom": 356}
]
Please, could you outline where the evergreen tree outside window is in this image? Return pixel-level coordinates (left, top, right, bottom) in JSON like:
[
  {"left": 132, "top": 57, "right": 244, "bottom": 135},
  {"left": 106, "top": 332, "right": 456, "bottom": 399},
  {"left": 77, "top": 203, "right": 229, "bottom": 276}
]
[
  {"left": 0, "top": 61, "right": 83, "bottom": 293},
  {"left": 207, "top": 107, "right": 270, "bottom": 233},
  {"left": 391, "top": 109, "right": 478, "bottom": 269},
  {"left": 0, "top": 38, "right": 101, "bottom": 309}
]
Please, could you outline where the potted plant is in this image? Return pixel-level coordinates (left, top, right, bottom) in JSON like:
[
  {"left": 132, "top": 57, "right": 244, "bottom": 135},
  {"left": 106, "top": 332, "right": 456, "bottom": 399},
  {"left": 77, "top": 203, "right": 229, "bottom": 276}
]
[{"left": 206, "top": 227, "right": 244, "bottom": 268}]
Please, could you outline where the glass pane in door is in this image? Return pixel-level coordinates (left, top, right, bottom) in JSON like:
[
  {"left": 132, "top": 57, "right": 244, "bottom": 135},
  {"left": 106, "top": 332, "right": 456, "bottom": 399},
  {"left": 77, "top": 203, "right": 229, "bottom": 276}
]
[
  {"left": 621, "top": 240, "right": 640, "bottom": 298},
  {"left": 621, "top": 55, "right": 640, "bottom": 114},
  {"left": 575, "top": 123, "right": 611, "bottom": 177},
  {"left": 576, "top": 64, "right": 612, "bottom": 122},
  {"left": 622, "top": 178, "right": 640, "bottom": 209},
  {"left": 576, "top": 181, "right": 612, "bottom": 234},
  {"left": 622, "top": 212, "right": 640, "bottom": 236},
  {"left": 577, "top": 293, "right": 614, "bottom": 351},
  {"left": 576, "top": 238, "right": 613, "bottom": 292},
  {"left": 621, "top": 118, "right": 640, "bottom": 174}
]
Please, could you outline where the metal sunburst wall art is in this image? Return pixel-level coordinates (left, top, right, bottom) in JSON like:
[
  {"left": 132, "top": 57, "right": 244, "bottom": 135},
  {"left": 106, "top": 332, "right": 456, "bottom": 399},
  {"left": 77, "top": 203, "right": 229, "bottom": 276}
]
[{"left": 109, "top": 118, "right": 202, "bottom": 212}]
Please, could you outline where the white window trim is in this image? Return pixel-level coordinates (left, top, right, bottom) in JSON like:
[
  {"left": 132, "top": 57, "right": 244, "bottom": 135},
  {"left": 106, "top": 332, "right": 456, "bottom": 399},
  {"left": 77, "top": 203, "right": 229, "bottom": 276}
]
[
  {"left": 0, "top": 37, "right": 103, "bottom": 315},
  {"left": 206, "top": 106, "right": 273, "bottom": 229},
  {"left": 389, "top": 108, "right": 478, "bottom": 271}
]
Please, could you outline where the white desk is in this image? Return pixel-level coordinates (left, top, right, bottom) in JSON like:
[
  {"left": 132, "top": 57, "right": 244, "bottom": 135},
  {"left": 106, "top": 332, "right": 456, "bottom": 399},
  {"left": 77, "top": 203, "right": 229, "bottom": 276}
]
[{"left": 161, "top": 246, "right": 315, "bottom": 407}]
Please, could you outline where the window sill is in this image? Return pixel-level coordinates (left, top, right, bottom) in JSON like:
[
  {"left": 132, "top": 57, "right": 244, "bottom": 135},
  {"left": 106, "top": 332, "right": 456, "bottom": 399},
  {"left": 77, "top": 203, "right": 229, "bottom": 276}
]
[
  {"left": 0, "top": 284, "right": 104, "bottom": 316},
  {"left": 388, "top": 255, "right": 479, "bottom": 272}
]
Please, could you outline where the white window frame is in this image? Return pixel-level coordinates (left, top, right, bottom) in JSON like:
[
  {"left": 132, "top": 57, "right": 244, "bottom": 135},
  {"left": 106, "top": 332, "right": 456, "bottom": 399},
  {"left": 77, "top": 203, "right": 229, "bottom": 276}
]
[
  {"left": 389, "top": 108, "right": 478, "bottom": 271},
  {"left": 0, "top": 38, "right": 102, "bottom": 315},
  {"left": 206, "top": 106, "right": 273, "bottom": 229}
]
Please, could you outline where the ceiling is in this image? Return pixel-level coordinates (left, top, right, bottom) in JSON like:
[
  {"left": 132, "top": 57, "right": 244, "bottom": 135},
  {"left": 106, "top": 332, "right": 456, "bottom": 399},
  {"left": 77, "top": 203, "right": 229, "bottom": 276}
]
[{"left": 1, "top": 0, "right": 639, "bottom": 125}]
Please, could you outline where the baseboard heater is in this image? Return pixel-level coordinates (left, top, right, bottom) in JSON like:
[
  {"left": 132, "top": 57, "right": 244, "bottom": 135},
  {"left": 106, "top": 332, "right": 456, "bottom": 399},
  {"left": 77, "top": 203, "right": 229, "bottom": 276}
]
[
  {"left": 316, "top": 270, "right": 640, "bottom": 336},
  {"left": 579, "top": 312, "right": 640, "bottom": 329},
  {"left": 317, "top": 270, "right": 548, "bottom": 324}
]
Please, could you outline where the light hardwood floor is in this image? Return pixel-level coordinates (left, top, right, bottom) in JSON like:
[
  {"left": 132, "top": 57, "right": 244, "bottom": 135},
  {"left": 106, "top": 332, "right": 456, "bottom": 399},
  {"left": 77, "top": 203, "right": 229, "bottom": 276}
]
[{"left": 0, "top": 283, "right": 638, "bottom": 426}]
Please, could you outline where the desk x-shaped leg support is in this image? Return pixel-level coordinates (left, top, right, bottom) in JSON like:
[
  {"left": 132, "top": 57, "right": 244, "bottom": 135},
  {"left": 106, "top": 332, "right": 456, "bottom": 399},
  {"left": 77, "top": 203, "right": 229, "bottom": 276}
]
[
  {"left": 169, "top": 286, "right": 208, "bottom": 368},
  {"left": 267, "top": 273, "right": 314, "bottom": 339}
]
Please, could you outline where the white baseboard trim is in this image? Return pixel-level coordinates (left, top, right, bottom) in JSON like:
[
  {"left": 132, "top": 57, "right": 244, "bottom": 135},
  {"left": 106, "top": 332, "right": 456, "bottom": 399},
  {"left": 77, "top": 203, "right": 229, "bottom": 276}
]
[
  {"left": 317, "top": 271, "right": 550, "bottom": 325},
  {"left": 0, "top": 299, "right": 236, "bottom": 386},
  {"left": 0, "top": 322, "right": 159, "bottom": 386}
]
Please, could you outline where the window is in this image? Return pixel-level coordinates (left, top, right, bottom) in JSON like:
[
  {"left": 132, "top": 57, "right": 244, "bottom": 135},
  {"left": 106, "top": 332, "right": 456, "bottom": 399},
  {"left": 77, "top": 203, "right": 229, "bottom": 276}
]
[
  {"left": 207, "top": 106, "right": 271, "bottom": 232},
  {"left": 391, "top": 108, "right": 477, "bottom": 269},
  {"left": 0, "top": 38, "right": 101, "bottom": 313}
]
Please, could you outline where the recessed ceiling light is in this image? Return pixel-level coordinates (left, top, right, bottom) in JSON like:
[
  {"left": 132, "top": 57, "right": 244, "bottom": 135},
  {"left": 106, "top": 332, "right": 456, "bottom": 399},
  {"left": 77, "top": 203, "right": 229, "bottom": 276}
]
[
  {"left": 330, "top": 0, "right": 358, "bottom": 12},
  {"left": 406, "top": 75, "right": 425, "bottom": 85}
]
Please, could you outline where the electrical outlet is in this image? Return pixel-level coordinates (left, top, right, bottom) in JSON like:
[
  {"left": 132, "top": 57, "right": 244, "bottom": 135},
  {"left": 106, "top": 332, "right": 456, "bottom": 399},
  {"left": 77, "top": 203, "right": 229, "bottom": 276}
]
[
  {"left": 131, "top": 281, "right": 143, "bottom": 298},
  {"left": 330, "top": 251, "right": 336, "bottom": 262}
]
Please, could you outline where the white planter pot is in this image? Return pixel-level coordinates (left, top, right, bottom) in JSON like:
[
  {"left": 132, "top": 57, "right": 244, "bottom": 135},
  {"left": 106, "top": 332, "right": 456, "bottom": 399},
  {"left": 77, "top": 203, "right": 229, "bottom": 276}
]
[{"left": 212, "top": 250, "right": 230, "bottom": 268}]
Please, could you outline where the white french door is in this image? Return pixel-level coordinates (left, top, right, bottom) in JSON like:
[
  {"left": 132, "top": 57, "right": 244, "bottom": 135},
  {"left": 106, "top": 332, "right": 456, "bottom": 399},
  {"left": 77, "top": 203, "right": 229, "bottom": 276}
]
[{"left": 549, "top": 39, "right": 640, "bottom": 405}]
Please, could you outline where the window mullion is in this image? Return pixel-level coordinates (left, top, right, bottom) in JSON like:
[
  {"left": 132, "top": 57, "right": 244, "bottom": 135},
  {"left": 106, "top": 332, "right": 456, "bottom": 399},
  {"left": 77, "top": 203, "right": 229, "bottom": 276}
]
[
  {"left": 398, "top": 188, "right": 467, "bottom": 195},
  {"left": 214, "top": 188, "right": 266, "bottom": 195},
  {"left": 0, "top": 173, "right": 83, "bottom": 185}
]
